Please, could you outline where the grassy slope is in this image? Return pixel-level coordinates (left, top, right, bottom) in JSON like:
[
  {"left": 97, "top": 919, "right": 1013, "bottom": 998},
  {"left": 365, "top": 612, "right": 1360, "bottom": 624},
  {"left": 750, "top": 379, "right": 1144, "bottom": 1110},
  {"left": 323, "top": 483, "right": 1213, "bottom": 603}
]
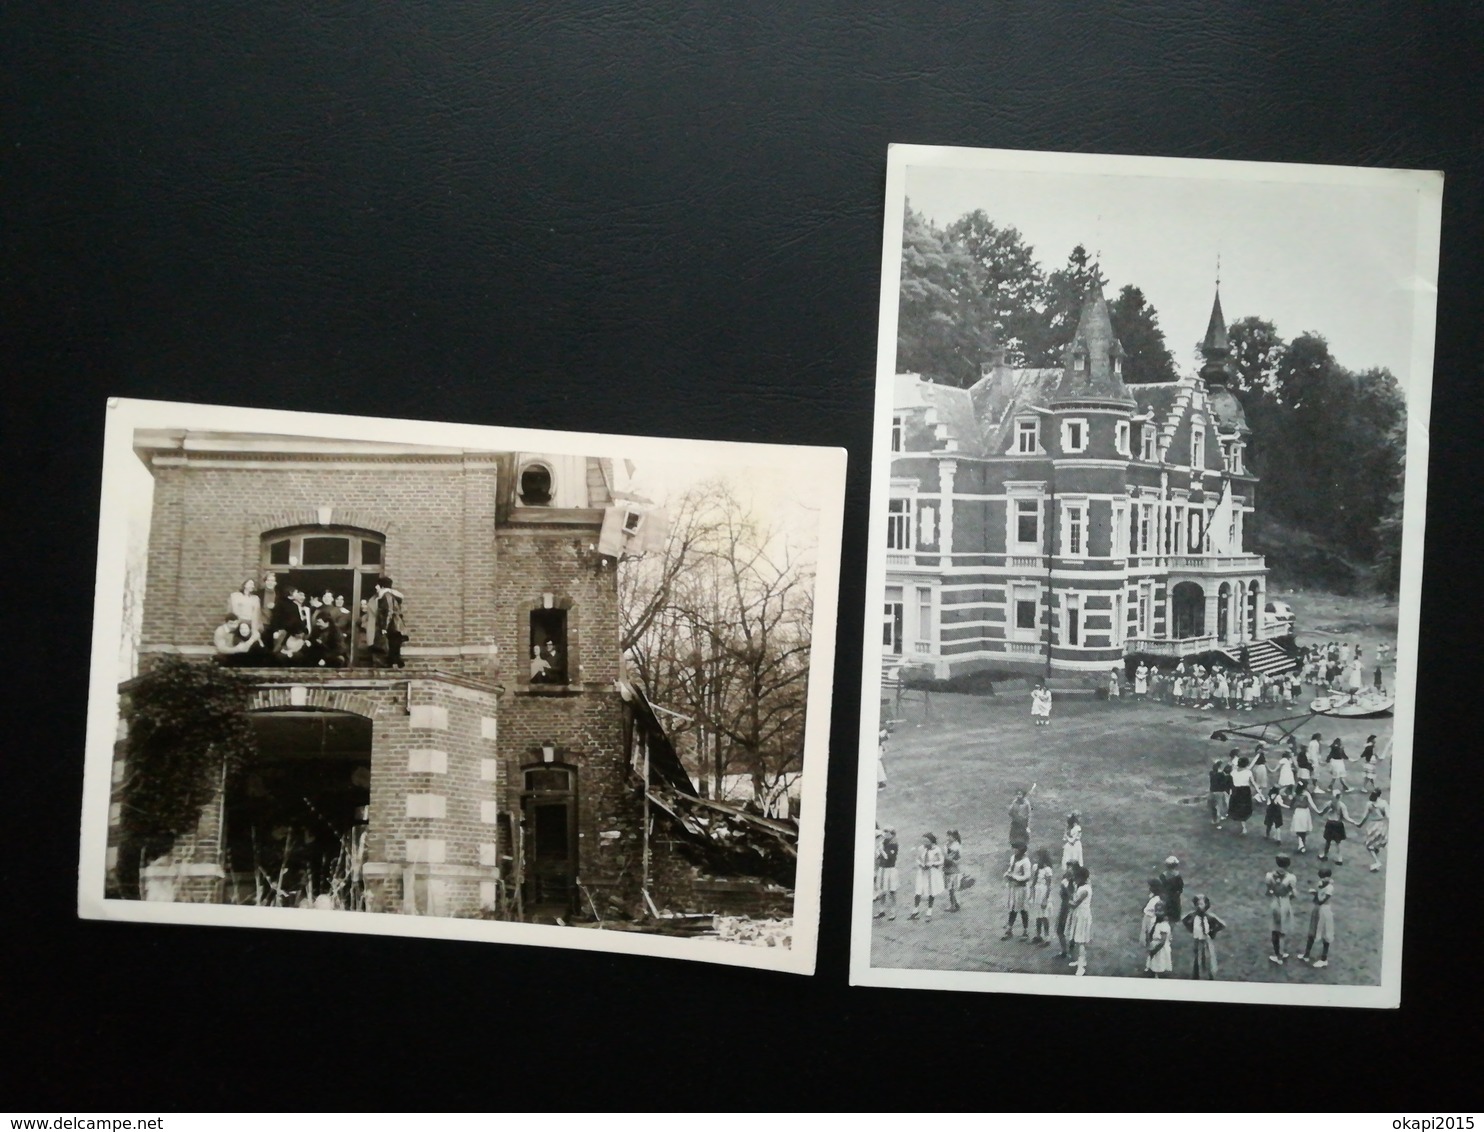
[{"left": 869, "top": 592, "right": 1397, "bottom": 985}]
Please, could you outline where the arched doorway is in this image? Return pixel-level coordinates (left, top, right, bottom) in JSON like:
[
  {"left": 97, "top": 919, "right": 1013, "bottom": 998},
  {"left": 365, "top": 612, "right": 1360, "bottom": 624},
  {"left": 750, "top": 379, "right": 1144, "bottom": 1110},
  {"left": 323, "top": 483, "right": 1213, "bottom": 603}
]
[
  {"left": 1247, "top": 580, "right": 1261, "bottom": 640},
  {"left": 1217, "top": 582, "right": 1231, "bottom": 642},
  {"left": 1171, "top": 581, "right": 1206, "bottom": 641},
  {"left": 224, "top": 709, "right": 372, "bottom": 907}
]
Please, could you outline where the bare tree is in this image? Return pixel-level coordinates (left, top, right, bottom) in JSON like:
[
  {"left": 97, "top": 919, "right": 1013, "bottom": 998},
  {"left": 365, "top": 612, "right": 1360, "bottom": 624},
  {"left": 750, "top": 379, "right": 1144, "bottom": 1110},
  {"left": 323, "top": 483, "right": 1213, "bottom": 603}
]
[{"left": 620, "top": 480, "right": 815, "bottom": 809}]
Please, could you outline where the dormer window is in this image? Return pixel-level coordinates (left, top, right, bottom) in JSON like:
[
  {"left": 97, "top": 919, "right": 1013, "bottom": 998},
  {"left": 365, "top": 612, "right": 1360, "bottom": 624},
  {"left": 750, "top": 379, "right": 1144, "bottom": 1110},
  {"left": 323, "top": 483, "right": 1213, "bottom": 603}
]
[
  {"left": 1191, "top": 425, "right": 1206, "bottom": 470},
  {"left": 1140, "top": 424, "right": 1156, "bottom": 462},
  {"left": 1112, "top": 354, "right": 1123, "bottom": 376},
  {"left": 1015, "top": 418, "right": 1039, "bottom": 455},
  {"left": 1061, "top": 418, "right": 1088, "bottom": 454},
  {"left": 519, "top": 463, "right": 553, "bottom": 506},
  {"left": 1074, "top": 351, "right": 1088, "bottom": 372}
]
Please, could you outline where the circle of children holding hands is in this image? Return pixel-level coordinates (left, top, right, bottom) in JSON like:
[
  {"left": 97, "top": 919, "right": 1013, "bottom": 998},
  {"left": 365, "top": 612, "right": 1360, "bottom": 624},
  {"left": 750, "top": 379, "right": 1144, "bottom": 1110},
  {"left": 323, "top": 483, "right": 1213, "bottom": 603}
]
[
  {"left": 874, "top": 743, "right": 1389, "bottom": 979},
  {"left": 212, "top": 573, "right": 408, "bottom": 669}
]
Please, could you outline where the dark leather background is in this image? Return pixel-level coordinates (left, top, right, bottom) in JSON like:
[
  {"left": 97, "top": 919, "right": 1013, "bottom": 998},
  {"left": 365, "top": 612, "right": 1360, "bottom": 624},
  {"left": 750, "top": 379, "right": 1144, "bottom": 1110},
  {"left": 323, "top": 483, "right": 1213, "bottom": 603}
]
[{"left": 5, "top": 1, "right": 1481, "bottom": 1108}]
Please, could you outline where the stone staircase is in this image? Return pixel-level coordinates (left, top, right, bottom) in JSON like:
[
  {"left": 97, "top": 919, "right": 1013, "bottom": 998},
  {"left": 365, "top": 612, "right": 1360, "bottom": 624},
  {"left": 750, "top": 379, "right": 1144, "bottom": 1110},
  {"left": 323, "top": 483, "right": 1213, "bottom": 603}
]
[{"left": 1223, "top": 638, "right": 1299, "bottom": 676}]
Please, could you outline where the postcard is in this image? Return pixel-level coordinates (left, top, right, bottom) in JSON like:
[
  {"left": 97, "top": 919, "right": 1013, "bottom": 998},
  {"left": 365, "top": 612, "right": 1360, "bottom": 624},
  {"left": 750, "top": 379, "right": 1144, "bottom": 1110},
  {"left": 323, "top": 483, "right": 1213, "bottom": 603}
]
[{"left": 851, "top": 145, "right": 1440, "bottom": 1005}]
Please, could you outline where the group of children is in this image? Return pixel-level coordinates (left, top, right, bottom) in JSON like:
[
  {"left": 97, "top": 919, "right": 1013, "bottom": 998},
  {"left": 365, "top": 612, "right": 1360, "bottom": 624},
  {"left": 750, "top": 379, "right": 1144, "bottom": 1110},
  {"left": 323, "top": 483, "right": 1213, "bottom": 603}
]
[
  {"left": 1205, "top": 732, "right": 1390, "bottom": 871},
  {"left": 1119, "top": 660, "right": 1305, "bottom": 712}
]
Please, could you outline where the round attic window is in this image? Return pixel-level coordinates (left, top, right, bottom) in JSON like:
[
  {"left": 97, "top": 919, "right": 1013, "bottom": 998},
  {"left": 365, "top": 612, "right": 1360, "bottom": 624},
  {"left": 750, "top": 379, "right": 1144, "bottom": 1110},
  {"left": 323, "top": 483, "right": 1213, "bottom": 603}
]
[{"left": 519, "top": 463, "right": 553, "bottom": 506}]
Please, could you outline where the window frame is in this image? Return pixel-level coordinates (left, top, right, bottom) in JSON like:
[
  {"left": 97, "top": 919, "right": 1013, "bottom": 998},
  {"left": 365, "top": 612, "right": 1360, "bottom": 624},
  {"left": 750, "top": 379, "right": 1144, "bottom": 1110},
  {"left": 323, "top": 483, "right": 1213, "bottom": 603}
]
[
  {"left": 1010, "top": 582, "right": 1040, "bottom": 642},
  {"left": 1061, "top": 418, "right": 1089, "bottom": 455},
  {"left": 1139, "top": 424, "right": 1156, "bottom": 462},
  {"left": 1014, "top": 417, "right": 1040, "bottom": 455},
  {"left": 1115, "top": 420, "right": 1130, "bottom": 456},
  {"left": 517, "top": 461, "right": 555, "bottom": 506},
  {"left": 1061, "top": 500, "right": 1087, "bottom": 559},
  {"left": 259, "top": 526, "right": 386, "bottom": 667},
  {"left": 890, "top": 415, "right": 903, "bottom": 453},
  {"left": 1190, "top": 423, "right": 1206, "bottom": 470},
  {"left": 886, "top": 496, "right": 913, "bottom": 551}
]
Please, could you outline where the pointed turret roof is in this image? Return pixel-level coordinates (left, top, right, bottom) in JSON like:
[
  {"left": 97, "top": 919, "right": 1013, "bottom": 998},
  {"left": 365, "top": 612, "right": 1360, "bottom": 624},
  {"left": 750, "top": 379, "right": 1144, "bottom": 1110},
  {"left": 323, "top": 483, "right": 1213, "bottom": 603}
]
[
  {"left": 1199, "top": 287, "right": 1235, "bottom": 385},
  {"left": 1052, "top": 283, "right": 1134, "bottom": 405}
]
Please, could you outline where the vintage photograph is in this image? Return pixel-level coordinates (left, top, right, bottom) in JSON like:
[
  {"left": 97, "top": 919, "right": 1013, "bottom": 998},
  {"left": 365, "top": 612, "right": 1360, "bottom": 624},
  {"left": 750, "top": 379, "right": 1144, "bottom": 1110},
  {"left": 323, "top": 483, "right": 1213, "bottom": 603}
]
[
  {"left": 80, "top": 399, "right": 844, "bottom": 973},
  {"left": 852, "top": 147, "right": 1440, "bottom": 1004}
]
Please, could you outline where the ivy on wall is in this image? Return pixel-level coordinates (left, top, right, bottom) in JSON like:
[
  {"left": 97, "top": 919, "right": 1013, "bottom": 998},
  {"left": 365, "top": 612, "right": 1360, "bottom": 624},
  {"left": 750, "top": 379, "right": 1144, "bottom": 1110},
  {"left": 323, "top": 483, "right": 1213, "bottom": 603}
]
[{"left": 119, "top": 658, "right": 261, "bottom": 889}]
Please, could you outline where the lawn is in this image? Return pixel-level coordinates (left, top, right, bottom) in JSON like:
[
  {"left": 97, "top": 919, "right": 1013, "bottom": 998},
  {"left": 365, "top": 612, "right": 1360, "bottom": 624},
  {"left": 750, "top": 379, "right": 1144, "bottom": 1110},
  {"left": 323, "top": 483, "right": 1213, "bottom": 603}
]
[{"left": 869, "top": 600, "right": 1397, "bottom": 986}]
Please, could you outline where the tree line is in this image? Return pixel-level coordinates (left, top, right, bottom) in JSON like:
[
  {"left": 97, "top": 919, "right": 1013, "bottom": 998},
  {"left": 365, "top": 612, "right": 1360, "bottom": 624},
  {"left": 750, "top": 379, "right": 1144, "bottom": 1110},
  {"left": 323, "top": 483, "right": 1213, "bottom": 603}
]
[{"left": 897, "top": 204, "right": 1407, "bottom": 594}]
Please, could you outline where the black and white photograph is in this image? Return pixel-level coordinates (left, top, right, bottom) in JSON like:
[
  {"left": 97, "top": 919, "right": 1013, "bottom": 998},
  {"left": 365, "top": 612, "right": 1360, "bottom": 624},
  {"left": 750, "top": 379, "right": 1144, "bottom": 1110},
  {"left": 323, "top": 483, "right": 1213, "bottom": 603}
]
[
  {"left": 852, "top": 146, "right": 1440, "bottom": 1005},
  {"left": 80, "top": 398, "right": 844, "bottom": 974}
]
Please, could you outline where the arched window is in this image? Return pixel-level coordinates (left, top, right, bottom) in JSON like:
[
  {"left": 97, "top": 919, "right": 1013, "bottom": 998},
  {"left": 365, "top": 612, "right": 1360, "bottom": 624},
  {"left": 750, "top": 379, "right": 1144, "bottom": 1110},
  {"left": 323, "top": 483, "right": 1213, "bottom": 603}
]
[
  {"left": 518, "top": 462, "right": 553, "bottom": 506},
  {"left": 260, "top": 527, "right": 385, "bottom": 666}
]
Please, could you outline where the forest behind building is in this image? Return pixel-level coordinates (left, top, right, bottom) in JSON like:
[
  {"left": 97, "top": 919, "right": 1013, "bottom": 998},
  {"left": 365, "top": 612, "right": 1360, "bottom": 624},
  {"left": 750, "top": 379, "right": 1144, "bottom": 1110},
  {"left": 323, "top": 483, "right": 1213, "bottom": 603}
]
[{"left": 897, "top": 204, "right": 1408, "bottom": 595}]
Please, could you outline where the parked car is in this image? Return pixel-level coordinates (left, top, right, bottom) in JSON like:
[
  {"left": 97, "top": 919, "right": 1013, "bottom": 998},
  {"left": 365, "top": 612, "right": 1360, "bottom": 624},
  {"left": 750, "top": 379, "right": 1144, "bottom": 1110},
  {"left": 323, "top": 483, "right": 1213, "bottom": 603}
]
[{"left": 1263, "top": 599, "right": 1295, "bottom": 632}]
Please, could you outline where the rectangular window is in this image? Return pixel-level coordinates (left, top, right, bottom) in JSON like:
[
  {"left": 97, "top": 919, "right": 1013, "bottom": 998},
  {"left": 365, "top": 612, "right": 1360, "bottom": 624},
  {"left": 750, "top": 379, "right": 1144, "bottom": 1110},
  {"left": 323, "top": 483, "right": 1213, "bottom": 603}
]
[
  {"left": 529, "top": 609, "right": 569, "bottom": 684},
  {"left": 886, "top": 498, "right": 912, "bottom": 550},
  {"left": 1138, "top": 583, "right": 1152, "bottom": 636},
  {"left": 1014, "top": 499, "right": 1039, "bottom": 547},
  {"left": 1062, "top": 419, "right": 1087, "bottom": 453},
  {"left": 1064, "top": 504, "right": 1085, "bottom": 557},
  {"left": 1065, "top": 594, "right": 1082, "bottom": 646},
  {"left": 1011, "top": 583, "right": 1038, "bottom": 640},
  {"left": 916, "top": 586, "right": 933, "bottom": 648},
  {"left": 891, "top": 416, "right": 903, "bottom": 453},
  {"left": 1016, "top": 418, "right": 1038, "bottom": 454},
  {"left": 1111, "top": 502, "right": 1126, "bottom": 558},
  {"left": 1140, "top": 425, "right": 1155, "bottom": 462},
  {"left": 360, "top": 539, "right": 382, "bottom": 566},
  {"left": 1138, "top": 503, "right": 1152, "bottom": 553},
  {"left": 883, "top": 597, "right": 903, "bottom": 653},
  {"left": 1116, "top": 421, "right": 1130, "bottom": 455},
  {"left": 268, "top": 539, "right": 292, "bottom": 566},
  {"left": 1191, "top": 427, "right": 1205, "bottom": 470}
]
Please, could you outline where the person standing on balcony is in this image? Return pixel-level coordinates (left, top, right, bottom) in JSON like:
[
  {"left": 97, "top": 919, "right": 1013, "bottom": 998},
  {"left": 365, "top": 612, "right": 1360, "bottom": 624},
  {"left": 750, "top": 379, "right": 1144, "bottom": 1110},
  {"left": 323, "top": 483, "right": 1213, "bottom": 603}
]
[
  {"left": 370, "top": 576, "right": 407, "bottom": 669},
  {"left": 228, "top": 579, "right": 263, "bottom": 635}
]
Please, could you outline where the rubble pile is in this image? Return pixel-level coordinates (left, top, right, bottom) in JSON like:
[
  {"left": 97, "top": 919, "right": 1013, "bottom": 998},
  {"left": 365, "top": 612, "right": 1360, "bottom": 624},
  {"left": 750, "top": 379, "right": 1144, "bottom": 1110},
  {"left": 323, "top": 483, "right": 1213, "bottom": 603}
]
[{"left": 715, "top": 916, "right": 793, "bottom": 948}]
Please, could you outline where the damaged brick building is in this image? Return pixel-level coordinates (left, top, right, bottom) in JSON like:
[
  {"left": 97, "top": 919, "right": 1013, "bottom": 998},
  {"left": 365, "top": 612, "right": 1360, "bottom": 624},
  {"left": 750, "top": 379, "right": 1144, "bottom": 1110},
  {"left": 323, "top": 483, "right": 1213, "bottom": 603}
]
[{"left": 108, "top": 430, "right": 794, "bottom": 920}]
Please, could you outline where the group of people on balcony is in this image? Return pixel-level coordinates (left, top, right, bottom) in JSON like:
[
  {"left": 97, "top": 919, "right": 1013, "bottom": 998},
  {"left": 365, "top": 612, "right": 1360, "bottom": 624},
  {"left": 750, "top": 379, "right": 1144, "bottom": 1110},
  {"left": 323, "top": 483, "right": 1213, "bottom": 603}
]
[
  {"left": 213, "top": 575, "right": 407, "bottom": 668},
  {"left": 1121, "top": 661, "right": 1302, "bottom": 710}
]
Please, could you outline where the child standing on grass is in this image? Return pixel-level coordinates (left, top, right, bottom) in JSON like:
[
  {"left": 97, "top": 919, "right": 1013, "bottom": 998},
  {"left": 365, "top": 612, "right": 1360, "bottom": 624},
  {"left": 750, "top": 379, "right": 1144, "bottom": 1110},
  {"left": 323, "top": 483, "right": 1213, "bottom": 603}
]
[
  {"left": 1355, "top": 790, "right": 1389, "bottom": 871},
  {"left": 1208, "top": 760, "right": 1228, "bottom": 827},
  {"left": 1055, "top": 861, "right": 1077, "bottom": 957},
  {"left": 1158, "top": 856, "right": 1185, "bottom": 927},
  {"left": 1264, "top": 854, "right": 1297, "bottom": 964},
  {"left": 1145, "top": 900, "right": 1172, "bottom": 977},
  {"left": 1140, "top": 879, "right": 1163, "bottom": 946},
  {"left": 1062, "top": 812, "right": 1084, "bottom": 869},
  {"left": 1275, "top": 747, "right": 1297, "bottom": 799},
  {"left": 1252, "top": 749, "right": 1271, "bottom": 798},
  {"left": 1172, "top": 670, "right": 1185, "bottom": 707},
  {"left": 1359, "top": 735, "right": 1380, "bottom": 792},
  {"left": 1291, "top": 785, "right": 1318, "bottom": 854},
  {"left": 874, "top": 826, "right": 899, "bottom": 920},
  {"left": 1031, "top": 848, "right": 1055, "bottom": 946},
  {"left": 1215, "top": 669, "right": 1230, "bottom": 710},
  {"left": 1031, "top": 681, "right": 1053, "bottom": 727},
  {"left": 1067, "top": 865, "right": 1093, "bottom": 975},
  {"left": 943, "top": 829, "right": 963, "bottom": 912},
  {"left": 1327, "top": 738, "right": 1351, "bottom": 795},
  {"left": 1182, "top": 894, "right": 1226, "bottom": 980},
  {"left": 1300, "top": 867, "right": 1337, "bottom": 968},
  {"left": 909, "top": 832, "right": 944, "bottom": 921},
  {"left": 1318, "top": 793, "right": 1354, "bottom": 864},
  {"left": 1001, "top": 841, "right": 1033, "bottom": 939},
  {"left": 1264, "top": 788, "right": 1288, "bottom": 843}
]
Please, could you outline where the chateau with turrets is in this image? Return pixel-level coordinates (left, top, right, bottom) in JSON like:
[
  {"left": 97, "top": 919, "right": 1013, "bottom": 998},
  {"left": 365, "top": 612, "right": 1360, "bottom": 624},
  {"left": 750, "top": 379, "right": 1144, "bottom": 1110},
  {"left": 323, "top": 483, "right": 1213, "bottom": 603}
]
[{"left": 886, "top": 283, "right": 1289, "bottom": 679}]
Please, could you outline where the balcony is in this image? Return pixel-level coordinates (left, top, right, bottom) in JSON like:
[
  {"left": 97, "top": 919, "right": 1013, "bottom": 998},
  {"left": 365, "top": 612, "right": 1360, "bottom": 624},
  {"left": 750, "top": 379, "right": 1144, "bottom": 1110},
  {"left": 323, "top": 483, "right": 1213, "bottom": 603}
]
[{"left": 1125, "top": 636, "right": 1218, "bottom": 657}]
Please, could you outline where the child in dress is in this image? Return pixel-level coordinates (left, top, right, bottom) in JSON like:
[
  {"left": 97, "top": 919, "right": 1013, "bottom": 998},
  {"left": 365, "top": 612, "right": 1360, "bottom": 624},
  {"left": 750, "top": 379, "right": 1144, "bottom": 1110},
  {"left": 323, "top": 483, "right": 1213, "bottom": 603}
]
[
  {"left": 943, "top": 829, "right": 963, "bottom": 912},
  {"left": 1001, "top": 842, "right": 1033, "bottom": 939},
  {"left": 1274, "top": 748, "right": 1297, "bottom": 800},
  {"left": 1182, "top": 894, "right": 1226, "bottom": 980},
  {"left": 1061, "top": 812, "right": 1084, "bottom": 869},
  {"left": 1067, "top": 865, "right": 1093, "bottom": 976},
  {"left": 1318, "top": 793, "right": 1354, "bottom": 864},
  {"left": 1252, "top": 750, "right": 1271, "bottom": 798},
  {"left": 1359, "top": 734, "right": 1380, "bottom": 792},
  {"left": 1145, "top": 900, "right": 1172, "bottom": 978},
  {"left": 1031, "top": 682, "right": 1053, "bottom": 727},
  {"left": 1264, "top": 854, "right": 1297, "bottom": 964},
  {"left": 1290, "top": 785, "right": 1318, "bottom": 854},
  {"left": 1326, "top": 738, "right": 1351, "bottom": 795},
  {"left": 1263, "top": 788, "right": 1288, "bottom": 843},
  {"left": 1140, "top": 878, "right": 1163, "bottom": 947},
  {"left": 1355, "top": 790, "right": 1389, "bottom": 871},
  {"left": 1031, "top": 848, "right": 1055, "bottom": 945},
  {"left": 1300, "top": 868, "right": 1336, "bottom": 968},
  {"left": 1172, "top": 672, "right": 1185, "bottom": 706},
  {"left": 909, "top": 832, "right": 945, "bottom": 921}
]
